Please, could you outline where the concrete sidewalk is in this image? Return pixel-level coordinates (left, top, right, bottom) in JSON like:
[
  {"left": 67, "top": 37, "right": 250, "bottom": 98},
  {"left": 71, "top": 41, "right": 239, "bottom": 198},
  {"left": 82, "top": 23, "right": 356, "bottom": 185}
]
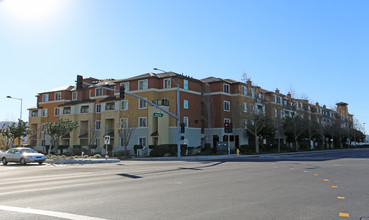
[
  {"left": 127, "top": 149, "right": 356, "bottom": 161},
  {"left": 46, "top": 158, "right": 120, "bottom": 164}
]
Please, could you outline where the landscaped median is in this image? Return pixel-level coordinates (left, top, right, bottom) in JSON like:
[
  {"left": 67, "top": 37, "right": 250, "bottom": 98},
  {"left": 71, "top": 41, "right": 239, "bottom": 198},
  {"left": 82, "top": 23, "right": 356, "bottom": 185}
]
[{"left": 45, "top": 154, "right": 120, "bottom": 164}]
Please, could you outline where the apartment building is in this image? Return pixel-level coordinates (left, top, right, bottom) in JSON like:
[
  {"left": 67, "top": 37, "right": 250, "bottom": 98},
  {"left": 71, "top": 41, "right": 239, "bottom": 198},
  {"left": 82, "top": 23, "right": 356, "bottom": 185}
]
[{"left": 28, "top": 72, "right": 353, "bottom": 154}]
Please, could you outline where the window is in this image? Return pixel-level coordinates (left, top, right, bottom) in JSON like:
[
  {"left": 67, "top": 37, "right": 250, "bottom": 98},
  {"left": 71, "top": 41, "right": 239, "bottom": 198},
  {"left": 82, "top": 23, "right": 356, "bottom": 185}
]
[
  {"left": 279, "top": 97, "right": 282, "bottom": 104},
  {"left": 105, "top": 102, "right": 115, "bottom": 111},
  {"left": 120, "top": 118, "right": 128, "bottom": 128},
  {"left": 224, "top": 84, "right": 230, "bottom": 93},
  {"left": 224, "top": 118, "right": 231, "bottom": 123},
  {"left": 163, "top": 79, "right": 171, "bottom": 89},
  {"left": 81, "top": 105, "right": 89, "bottom": 113},
  {"left": 95, "top": 121, "right": 101, "bottom": 130},
  {"left": 275, "top": 109, "right": 278, "bottom": 118},
  {"left": 280, "top": 110, "right": 283, "bottom": 118},
  {"left": 243, "top": 119, "right": 247, "bottom": 129},
  {"left": 63, "top": 107, "right": 71, "bottom": 115},
  {"left": 138, "top": 80, "right": 148, "bottom": 90},
  {"left": 120, "top": 82, "right": 129, "bottom": 91},
  {"left": 121, "top": 100, "right": 128, "bottom": 110},
  {"left": 184, "top": 80, "right": 188, "bottom": 90},
  {"left": 284, "top": 100, "right": 287, "bottom": 105},
  {"left": 274, "top": 96, "right": 277, "bottom": 103},
  {"left": 242, "top": 86, "right": 247, "bottom": 95},
  {"left": 42, "top": 94, "right": 49, "bottom": 102},
  {"left": 31, "top": 110, "right": 38, "bottom": 117},
  {"left": 138, "top": 117, "right": 147, "bottom": 127},
  {"left": 251, "top": 104, "right": 255, "bottom": 113},
  {"left": 138, "top": 137, "right": 147, "bottom": 147},
  {"left": 296, "top": 102, "right": 299, "bottom": 109},
  {"left": 184, "top": 117, "right": 189, "bottom": 127},
  {"left": 95, "top": 88, "right": 103, "bottom": 97},
  {"left": 184, "top": 100, "right": 189, "bottom": 109},
  {"left": 242, "top": 103, "right": 247, "bottom": 113},
  {"left": 55, "top": 92, "right": 61, "bottom": 101},
  {"left": 251, "top": 89, "right": 254, "bottom": 97},
  {"left": 308, "top": 105, "right": 311, "bottom": 112},
  {"left": 96, "top": 104, "right": 101, "bottom": 113},
  {"left": 224, "top": 101, "right": 230, "bottom": 112},
  {"left": 41, "top": 109, "right": 48, "bottom": 117},
  {"left": 54, "top": 108, "right": 60, "bottom": 116},
  {"left": 139, "top": 99, "right": 147, "bottom": 109},
  {"left": 72, "top": 92, "right": 77, "bottom": 101}
]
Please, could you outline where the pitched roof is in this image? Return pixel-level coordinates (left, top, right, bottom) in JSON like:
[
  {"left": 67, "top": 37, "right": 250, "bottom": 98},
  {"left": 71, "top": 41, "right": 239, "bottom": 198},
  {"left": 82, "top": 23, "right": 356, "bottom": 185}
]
[{"left": 40, "top": 86, "right": 74, "bottom": 94}]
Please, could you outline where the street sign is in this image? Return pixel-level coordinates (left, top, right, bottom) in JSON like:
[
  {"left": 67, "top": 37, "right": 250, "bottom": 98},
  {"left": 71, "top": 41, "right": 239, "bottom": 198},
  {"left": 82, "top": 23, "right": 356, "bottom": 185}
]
[
  {"left": 104, "top": 135, "right": 111, "bottom": 145},
  {"left": 153, "top": 112, "right": 163, "bottom": 117}
]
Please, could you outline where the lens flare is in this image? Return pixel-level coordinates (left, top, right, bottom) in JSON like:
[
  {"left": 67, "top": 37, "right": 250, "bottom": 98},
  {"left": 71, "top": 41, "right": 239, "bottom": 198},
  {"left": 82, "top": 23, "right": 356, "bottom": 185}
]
[{"left": 1, "top": 0, "right": 63, "bottom": 22}]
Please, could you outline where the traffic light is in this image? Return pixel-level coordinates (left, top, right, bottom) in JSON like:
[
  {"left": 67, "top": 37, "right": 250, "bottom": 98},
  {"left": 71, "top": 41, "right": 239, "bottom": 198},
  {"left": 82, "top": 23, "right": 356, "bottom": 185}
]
[
  {"left": 76, "top": 75, "right": 83, "bottom": 91},
  {"left": 180, "top": 122, "right": 185, "bottom": 133},
  {"left": 119, "top": 86, "right": 125, "bottom": 99},
  {"left": 224, "top": 122, "right": 233, "bottom": 133}
]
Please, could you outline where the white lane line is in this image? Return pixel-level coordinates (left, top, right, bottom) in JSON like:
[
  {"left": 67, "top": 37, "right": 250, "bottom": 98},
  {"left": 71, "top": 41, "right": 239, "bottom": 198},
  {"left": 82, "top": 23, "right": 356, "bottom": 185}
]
[{"left": 0, "top": 205, "right": 106, "bottom": 220}]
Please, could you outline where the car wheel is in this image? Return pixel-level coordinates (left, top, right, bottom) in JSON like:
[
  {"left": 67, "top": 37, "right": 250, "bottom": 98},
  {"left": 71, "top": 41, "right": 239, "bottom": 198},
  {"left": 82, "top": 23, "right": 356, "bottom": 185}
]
[
  {"left": 38, "top": 162, "right": 43, "bottom": 165},
  {"left": 2, "top": 157, "right": 7, "bottom": 165},
  {"left": 20, "top": 158, "right": 26, "bottom": 165}
]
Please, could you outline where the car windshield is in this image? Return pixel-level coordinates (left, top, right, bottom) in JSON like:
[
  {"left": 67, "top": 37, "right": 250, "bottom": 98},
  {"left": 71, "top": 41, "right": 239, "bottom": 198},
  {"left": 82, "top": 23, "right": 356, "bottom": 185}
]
[{"left": 19, "top": 149, "right": 38, "bottom": 154}]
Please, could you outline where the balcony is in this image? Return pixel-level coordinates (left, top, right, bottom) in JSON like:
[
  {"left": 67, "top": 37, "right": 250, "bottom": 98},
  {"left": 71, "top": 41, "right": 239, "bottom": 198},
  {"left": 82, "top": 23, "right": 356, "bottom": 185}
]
[
  {"left": 256, "top": 98, "right": 264, "bottom": 105},
  {"left": 152, "top": 99, "right": 169, "bottom": 106},
  {"left": 283, "top": 105, "right": 296, "bottom": 111}
]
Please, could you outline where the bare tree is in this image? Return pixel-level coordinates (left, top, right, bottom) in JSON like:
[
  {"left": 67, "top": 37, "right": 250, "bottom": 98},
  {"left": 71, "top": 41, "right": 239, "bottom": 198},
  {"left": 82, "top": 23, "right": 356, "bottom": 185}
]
[
  {"left": 201, "top": 83, "right": 214, "bottom": 145},
  {"left": 244, "top": 112, "right": 274, "bottom": 154},
  {"left": 241, "top": 72, "right": 251, "bottom": 82},
  {"left": 283, "top": 115, "right": 306, "bottom": 151},
  {"left": 118, "top": 119, "right": 135, "bottom": 158}
]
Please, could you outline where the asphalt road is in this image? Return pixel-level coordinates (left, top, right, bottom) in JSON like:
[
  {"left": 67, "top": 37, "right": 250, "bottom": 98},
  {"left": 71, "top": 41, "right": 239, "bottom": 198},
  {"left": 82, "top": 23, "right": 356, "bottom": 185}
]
[{"left": 0, "top": 149, "right": 368, "bottom": 220}]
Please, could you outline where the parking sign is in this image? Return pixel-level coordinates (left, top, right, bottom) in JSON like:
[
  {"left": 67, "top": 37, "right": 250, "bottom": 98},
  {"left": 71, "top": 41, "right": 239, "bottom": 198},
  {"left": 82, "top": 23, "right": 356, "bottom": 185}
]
[{"left": 104, "top": 135, "right": 111, "bottom": 145}]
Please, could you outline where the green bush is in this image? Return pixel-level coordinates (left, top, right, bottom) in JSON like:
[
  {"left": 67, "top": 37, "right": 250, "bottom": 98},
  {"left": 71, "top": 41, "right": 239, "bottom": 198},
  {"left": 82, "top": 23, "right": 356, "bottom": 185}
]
[
  {"left": 134, "top": 145, "right": 143, "bottom": 155},
  {"left": 148, "top": 144, "right": 187, "bottom": 157},
  {"left": 93, "top": 154, "right": 101, "bottom": 158},
  {"left": 239, "top": 145, "right": 256, "bottom": 155}
]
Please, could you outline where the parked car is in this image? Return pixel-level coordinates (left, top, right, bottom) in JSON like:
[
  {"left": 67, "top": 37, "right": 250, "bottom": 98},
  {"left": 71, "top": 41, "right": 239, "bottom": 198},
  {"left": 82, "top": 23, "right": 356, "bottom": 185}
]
[{"left": 1, "top": 147, "right": 46, "bottom": 165}]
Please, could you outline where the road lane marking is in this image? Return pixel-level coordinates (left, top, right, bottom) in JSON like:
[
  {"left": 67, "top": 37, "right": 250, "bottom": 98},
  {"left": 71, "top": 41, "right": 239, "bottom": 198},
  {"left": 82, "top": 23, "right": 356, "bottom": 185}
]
[
  {"left": 337, "top": 196, "right": 345, "bottom": 199},
  {"left": 303, "top": 171, "right": 308, "bottom": 172},
  {"left": 290, "top": 168, "right": 294, "bottom": 170},
  {"left": 0, "top": 205, "right": 106, "bottom": 220},
  {"left": 314, "top": 174, "right": 319, "bottom": 176},
  {"left": 331, "top": 186, "right": 338, "bottom": 188},
  {"left": 323, "top": 179, "right": 329, "bottom": 182},
  {"left": 339, "top": 212, "right": 349, "bottom": 217}
]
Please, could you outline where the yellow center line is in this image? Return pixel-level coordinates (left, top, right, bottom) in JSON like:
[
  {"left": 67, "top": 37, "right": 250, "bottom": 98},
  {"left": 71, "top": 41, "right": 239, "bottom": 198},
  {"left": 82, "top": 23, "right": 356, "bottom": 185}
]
[
  {"left": 290, "top": 168, "right": 294, "bottom": 170},
  {"left": 303, "top": 171, "right": 308, "bottom": 173},
  {"left": 331, "top": 186, "right": 338, "bottom": 188},
  {"left": 323, "top": 179, "right": 329, "bottom": 182},
  {"left": 314, "top": 174, "right": 319, "bottom": 176},
  {"left": 337, "top": 196, "right": 345, "bottom": 199},
  {"left": 339, "top": 212, "right": 349, "bottom": 217}
]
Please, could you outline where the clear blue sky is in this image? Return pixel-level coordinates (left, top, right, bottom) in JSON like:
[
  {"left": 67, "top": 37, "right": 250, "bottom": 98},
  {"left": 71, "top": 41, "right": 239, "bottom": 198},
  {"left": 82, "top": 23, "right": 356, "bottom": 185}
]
[{"left": 0, "top": 0, "right": 368, "bottom": 133}]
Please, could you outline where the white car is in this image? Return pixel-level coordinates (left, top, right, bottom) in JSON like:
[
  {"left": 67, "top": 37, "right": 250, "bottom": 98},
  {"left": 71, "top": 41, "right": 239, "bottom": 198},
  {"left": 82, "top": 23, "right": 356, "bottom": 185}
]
[{"left": 1, "top": 147, "right": 46, "bottom": 165}]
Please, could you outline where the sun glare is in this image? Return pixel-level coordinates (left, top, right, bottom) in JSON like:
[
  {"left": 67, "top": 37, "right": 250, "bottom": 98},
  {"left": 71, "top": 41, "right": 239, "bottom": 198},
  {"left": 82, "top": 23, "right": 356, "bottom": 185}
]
[{"left": 1, "top": 0, "right": 63, "bottom": 22}]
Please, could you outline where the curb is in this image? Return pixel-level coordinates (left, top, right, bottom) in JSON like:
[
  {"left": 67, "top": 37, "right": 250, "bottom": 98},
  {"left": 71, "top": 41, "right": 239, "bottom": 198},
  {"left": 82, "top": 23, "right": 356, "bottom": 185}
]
[{"left": 46, "top": 158, "right": 120, "bottom": 164}]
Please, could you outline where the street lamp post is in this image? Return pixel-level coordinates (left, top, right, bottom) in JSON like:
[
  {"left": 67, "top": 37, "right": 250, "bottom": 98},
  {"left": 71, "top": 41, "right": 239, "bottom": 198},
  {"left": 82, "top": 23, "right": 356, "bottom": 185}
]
[
  {"left": 6, "top": 96, "right": 23, "bottom": 120},
  {"left": 153, "top": 68, "right": 181, "bottom": 158}
]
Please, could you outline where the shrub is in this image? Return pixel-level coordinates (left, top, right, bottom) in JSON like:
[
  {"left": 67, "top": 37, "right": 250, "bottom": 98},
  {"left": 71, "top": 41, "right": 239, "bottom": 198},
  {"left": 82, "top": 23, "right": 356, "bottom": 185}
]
[
  {"left": 149, "top": 144, "right": 188, "bottom": 157},
  {"left": 134, "top": 145, "right": 143, "bottom": 155},
  {"left": 93, "top": 154, "right": 101, "bottom": 159}
]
